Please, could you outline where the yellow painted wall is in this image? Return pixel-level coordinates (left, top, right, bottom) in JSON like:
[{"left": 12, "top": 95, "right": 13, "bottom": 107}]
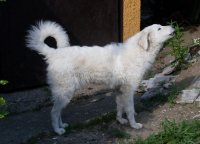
[{"left": 122, "top": 0, "right": 141, "bottom": 41}]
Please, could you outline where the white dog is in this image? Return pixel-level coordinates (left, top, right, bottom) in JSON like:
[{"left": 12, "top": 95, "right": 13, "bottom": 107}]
[{"left": 26, "top": 21, "right": 174, "bottom": 135}]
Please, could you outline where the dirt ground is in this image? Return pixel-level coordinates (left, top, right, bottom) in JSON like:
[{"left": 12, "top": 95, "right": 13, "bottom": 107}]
[{"left": 1, "top": 26, "right": 200, "bottom": 144}]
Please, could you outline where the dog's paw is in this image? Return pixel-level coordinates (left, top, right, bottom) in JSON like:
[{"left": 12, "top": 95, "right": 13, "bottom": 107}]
[
  {"left": 60, "top": 123, "right": 69, "bottom": 128},
  {"left": 117, "top": 117, "right": 128, "bottom": 125},
  {"left": 131, "top": 123, "right": 143, "bottom": 129},
  {"left": 55, "top": 128, "right": 66, "bottom": 135}
]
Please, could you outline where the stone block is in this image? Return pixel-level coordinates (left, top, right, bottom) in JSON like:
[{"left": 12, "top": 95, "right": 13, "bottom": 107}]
[{"left": 176, "top": 89, "right": 200, "bottom": 104}]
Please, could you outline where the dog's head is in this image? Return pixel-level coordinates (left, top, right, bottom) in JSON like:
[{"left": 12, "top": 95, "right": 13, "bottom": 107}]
[{"left": 138, "top": 24, "right": 175, "bottom": 51}]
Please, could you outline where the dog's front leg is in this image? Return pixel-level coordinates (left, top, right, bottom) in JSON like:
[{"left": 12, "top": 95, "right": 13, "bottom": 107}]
[{"left": 120, "top": 85, "right": 143, "bottom": 129}]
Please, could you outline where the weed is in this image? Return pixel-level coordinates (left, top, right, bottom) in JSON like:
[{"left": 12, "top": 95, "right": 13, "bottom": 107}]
[
  {"left": 167, "top": 21, "right": 189, "bottom": 70},
  {"left": 108, "top": 128, "right": 130, "bottom": 139},
  {"left": 167, "top": 85, "right": 180, "bottom": 106},
  {"left": 0, "top": 80, "right": 9, "bottom": 119},
  {"left": 135, "top": 119, "right": 200, "bottom": 144}
]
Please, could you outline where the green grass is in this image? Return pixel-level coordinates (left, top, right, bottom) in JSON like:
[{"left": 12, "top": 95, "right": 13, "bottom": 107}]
[
  {"left": 108, "top": 128, "right": 130, "bottom": 139},
  {"left": 167, "top": 85, "right": 180, "bottom": 106},
  {"left": 65, "top": 112, "right": 131, "bottom": 139},
  {"left": 25, "top": 112, "right": 130, "bottom": 143},
  {"left": 25, "top": 112, "right": 117, "bottom": 143},
  {"left": 135, "top": 119, "right": 200, "bottom": 144},
  {"left": 65, "top": 112, "right": 116, "bottom": 134}
]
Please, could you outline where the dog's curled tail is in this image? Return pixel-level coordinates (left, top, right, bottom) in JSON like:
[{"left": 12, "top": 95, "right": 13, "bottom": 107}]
[{"left": 26, "top": 21, "right": 69, "bottom": 55}]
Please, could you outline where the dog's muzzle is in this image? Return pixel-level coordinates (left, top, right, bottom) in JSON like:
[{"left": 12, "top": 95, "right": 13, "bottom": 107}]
[
  {"left": 169, "top": 29, "right": 175, "bottom": 37},
  {"left": 170, "top": 31, "right": 175, "bottom": 36}
]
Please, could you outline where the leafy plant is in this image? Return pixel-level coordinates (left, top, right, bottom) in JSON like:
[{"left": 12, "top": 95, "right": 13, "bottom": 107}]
[
  {"left": 0, "top": 80, "right": 8, "bottom": 85},
  {"left": 0, "top": 80, "right": 9, "bottom": 119},
  {"left": 167, "top": 21, "right": 189, "bottom": 70},
  {"left": 135, "top": 119, "right": 200, "bottom": 144}
]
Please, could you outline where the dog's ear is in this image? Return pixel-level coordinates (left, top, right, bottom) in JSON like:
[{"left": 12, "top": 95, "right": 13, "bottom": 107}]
[{"left": 138, "top": 32, "right": 150, "bottom": 51}]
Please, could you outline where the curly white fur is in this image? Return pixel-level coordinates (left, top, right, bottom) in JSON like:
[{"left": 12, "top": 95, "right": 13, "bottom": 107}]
[
  {"left": 26, "top": 21, "right": 69, "bottom": 55},
  {"left": 26, "top": 21, "right": 174, "bottom": 135}
]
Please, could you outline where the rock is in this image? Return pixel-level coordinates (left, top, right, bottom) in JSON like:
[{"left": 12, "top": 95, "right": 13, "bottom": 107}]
[
  {"left": 198, "top": 50, "right": 200, "bottom": 56},
  {"left": 141, "top": 88, "right": 164, "bottom": 100},
  {"left": 194, "top": 95, "right": 200, "bottom": 107},
  {"left": 169, "top": 57, "right": 176, "bottom": 64},
  {"left": 188, "top": 58, "right": 198, "bottom": 64},
  {"left": 140, "top": 80, "right": 149, "bottom": 87},
  {"left": 193, "top": 114, "right": 200, "bottom": 119},
  {"left": 184, "top": 53, "right": 192, "bottom": 61},
  {"left": 176, "top": 89, "right": 200, "bottom": 104},
  {"left": 140, "top": 71, "right": 176, "bottom": 100},
  {"left": 163, "top": 82, "right": 172, "bottom": 89},
  {"left": 189, "top": 44, "right": 200, "bottom": 56},
  {"left": 145, "top": 75, "right": 176, "bottom": 90},
  {"left": 161, "top": 65, "right": 176, "bottom": 75},
  {"left": 191, "top": 76, "right": 200, "bottom": 88}
]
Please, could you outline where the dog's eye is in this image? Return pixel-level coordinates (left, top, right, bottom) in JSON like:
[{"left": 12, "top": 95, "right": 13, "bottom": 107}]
[{"left": 158, "top": 28, "right": 161, "bottom": 31}]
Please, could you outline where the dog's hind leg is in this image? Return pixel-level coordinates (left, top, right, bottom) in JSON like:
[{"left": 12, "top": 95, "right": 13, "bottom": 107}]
[
  {"left": 51, "top": 98, "right": 68, "bottom": 135},
  {"left": 120, "top": 85, "right": 143, "bottom": 129},
  {"left": 51, "top": 87, "right": 74, "bottom": 135},
  {"left": 59, "top": 115, "right": 68, "bottom": 128},
  {"left": 116, "top": 96, "right": 128, "bottom": 124}
]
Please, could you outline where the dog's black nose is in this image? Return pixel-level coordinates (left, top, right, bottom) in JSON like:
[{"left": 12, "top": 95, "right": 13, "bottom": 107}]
[{"left": 170, "top": 31, "right": 175, "bottom": 36}]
